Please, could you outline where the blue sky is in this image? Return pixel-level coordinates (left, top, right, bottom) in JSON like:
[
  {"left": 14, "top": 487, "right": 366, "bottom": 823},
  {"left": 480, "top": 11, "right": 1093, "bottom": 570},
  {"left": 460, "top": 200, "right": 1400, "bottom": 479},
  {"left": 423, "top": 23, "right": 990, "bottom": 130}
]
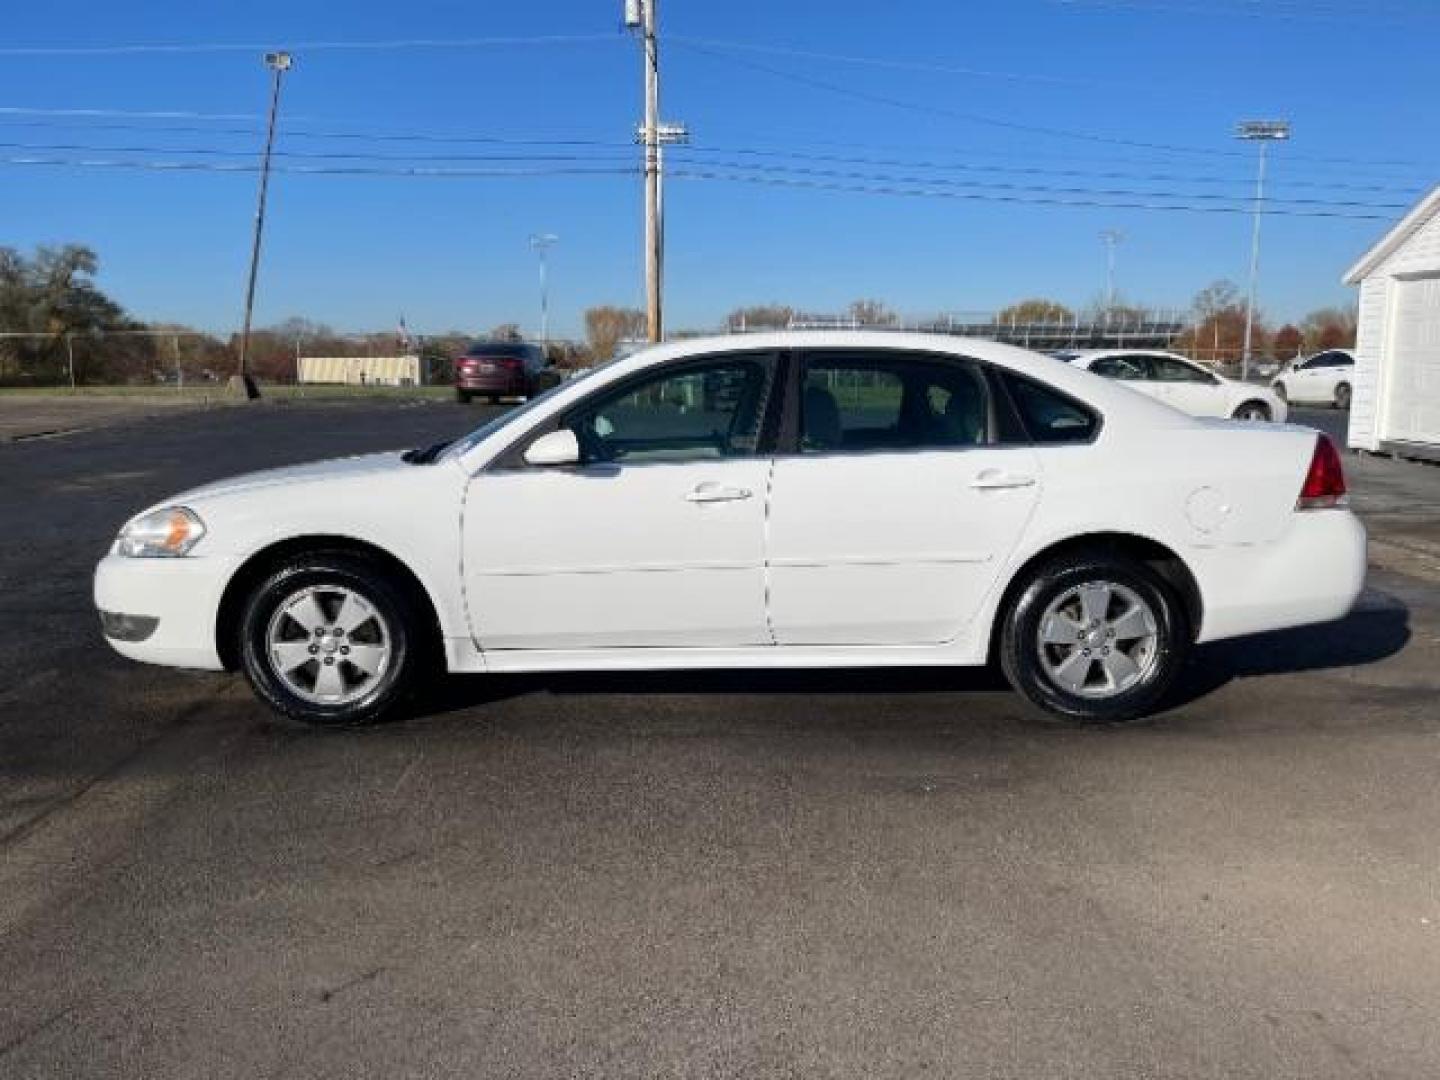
[{"left": 4, "top": 0, "right": 1438, "bottom": 338}]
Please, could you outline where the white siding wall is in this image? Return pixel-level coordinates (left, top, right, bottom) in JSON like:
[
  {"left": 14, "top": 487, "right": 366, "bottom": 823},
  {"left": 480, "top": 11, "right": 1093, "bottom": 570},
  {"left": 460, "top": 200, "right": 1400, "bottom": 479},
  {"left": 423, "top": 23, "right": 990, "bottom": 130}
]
[
  {"left": 1350, "top": 276, "right": 1388, "bottom": 450},
  {"left": 1350, "top": 208, "right": 1440, "bottom": 450}
]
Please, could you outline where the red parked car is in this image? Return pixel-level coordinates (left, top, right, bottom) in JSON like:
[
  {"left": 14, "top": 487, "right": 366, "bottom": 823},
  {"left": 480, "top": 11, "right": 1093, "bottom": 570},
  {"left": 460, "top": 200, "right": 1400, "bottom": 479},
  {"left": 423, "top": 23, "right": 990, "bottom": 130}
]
[{"left": 454, "top": 342, "right": 552, "bottom": 404}]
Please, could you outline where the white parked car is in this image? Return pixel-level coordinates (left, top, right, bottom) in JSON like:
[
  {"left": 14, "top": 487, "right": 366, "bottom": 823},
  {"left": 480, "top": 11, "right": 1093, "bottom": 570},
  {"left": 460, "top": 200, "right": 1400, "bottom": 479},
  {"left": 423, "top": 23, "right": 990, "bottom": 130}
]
[
  {"left": 96, "top": 332, "right": 1364, "bottom": 727},
  {"left": 1063, "top": 350, "right": 1288, "bottom": 423},
  {"left": 1271, "top": 350, "right": 1355, "bottom": 409}
]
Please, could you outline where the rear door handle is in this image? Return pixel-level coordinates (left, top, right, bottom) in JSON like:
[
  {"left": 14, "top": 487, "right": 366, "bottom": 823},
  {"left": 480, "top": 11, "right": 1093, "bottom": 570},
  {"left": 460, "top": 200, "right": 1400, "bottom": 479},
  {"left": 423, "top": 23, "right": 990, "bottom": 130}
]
[
  {"left": 685, "top": 482, "right": 753, "bottom": 503},
  {"left": 970, "top": 470, "right": 1036, "bottom": 491}
]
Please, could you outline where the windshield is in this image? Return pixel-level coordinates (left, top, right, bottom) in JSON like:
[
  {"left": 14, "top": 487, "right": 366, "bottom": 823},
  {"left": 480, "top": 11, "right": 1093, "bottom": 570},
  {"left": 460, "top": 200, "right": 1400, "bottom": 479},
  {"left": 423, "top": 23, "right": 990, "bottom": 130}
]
[{"left": 440, "top": 361, "right": 619, "bottom": 461}]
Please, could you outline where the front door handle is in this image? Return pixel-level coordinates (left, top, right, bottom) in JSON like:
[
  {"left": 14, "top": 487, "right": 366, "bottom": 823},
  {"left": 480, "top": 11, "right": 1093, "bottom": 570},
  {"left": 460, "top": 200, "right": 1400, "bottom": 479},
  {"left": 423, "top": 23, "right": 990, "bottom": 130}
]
[
  {"left": 970, "top": 469, "right": 1036, "bottom": 491},
  {"left": 685, "top": 482, "right": 753, "bottom": 503}
]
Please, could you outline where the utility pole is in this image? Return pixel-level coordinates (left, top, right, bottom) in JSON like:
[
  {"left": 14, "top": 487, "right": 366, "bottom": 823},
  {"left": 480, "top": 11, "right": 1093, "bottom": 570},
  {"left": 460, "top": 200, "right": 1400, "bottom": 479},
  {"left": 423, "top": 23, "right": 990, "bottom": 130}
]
[
  {"left": 236, "top": 50, "right": 293, "bottom": 401},
  {"left": 1236, "top": 119, "right": 1290, "bottom": 381},
  {"left": 1099, "top": 229, "right": 1123, "bottom": 320},
  {"left": 529, "top": 233, "right": 559, "bottom": 350}
]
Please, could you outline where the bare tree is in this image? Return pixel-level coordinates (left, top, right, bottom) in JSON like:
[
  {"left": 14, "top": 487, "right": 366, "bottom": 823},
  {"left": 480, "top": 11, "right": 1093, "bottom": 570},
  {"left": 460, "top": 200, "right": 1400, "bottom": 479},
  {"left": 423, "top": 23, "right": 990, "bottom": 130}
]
[
  {"left": 846, "top": 298, "right": 896, "bottom": 326},
  {"left": 725, "top": 304, "right": 794, "bottom": 331},
  {"left": 584, "top": 305, "right": 646, "bottom": 362},
  {"left": 997, "top": 298, "right": 1073, "bottom": 323}
]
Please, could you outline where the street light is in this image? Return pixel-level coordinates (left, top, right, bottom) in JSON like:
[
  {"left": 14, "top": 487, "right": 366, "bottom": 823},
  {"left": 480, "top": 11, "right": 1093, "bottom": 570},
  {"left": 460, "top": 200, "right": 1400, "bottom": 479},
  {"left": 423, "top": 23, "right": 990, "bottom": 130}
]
[
  {"left": 235, "top": 50, "right": 294, "bottom": 400},
  {"left": 528, "top": 233, "right": 559, "bottom": 349},
  {"left": 1099, "top": 229, "right": 1124, "bottom": 319},
  {"left": 1236, "top": 119, "right": 1290, "bottom": 381}
]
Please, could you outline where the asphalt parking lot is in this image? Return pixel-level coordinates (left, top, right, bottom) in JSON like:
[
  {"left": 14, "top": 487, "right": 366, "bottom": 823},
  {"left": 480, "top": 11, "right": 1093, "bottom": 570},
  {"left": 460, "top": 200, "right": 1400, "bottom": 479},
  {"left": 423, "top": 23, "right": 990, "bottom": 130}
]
[{"left": 3, "top": 399, "right": 1439, "bottom": 1078}]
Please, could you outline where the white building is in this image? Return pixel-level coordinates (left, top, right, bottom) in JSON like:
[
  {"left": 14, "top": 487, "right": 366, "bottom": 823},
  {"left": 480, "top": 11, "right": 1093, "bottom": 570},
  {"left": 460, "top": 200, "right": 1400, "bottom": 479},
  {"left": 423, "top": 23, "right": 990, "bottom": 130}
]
[
  {"left": 1342, "top": 185, "right": 1440, "bottom": 460},
  {"left": 297, "top": 355, "right": 430, "bottom": 387}
]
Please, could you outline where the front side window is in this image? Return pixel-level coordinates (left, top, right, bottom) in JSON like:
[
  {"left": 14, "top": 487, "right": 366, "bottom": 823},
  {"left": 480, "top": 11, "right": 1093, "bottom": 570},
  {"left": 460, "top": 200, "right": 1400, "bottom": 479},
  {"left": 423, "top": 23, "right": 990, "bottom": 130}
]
[
  {"left": 1150, "top": 356, "right": 1215, "bottom": 384},
  {"left": 1001, "top": 373, "right": 1099, "bottom": 444},
  {"left": 799, "top": 352, "right": 990, "bottom": 453},
  {"left": 1090, "top": 355, "right": 1149, "bottom": 381},
  {"left": 565, "top": 353, "right": 777, "bottom": 465}
]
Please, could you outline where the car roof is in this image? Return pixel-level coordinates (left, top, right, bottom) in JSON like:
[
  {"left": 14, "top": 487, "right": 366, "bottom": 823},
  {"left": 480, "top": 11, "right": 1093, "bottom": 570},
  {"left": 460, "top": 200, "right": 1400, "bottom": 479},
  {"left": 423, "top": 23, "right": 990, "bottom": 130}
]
[
  {"left": 454, "top": 330, "right": 1197, "bottom": 469},
  {"left": 1065, "top": 348, "right": 1194, "bottom": 362}
]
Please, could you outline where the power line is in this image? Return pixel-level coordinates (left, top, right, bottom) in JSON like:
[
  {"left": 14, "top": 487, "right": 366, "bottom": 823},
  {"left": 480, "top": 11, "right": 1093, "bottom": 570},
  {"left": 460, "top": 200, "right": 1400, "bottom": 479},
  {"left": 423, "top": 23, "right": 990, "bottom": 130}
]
[
  {"left": 676, "top": 40, "right": 1437, "bottom": 171},
  {"left": 668, "top": 169, "right": 1396, "bottom": 220},
  {"left": 0, "top": 155, "right": 638, "bottom": 178},
  {"left": 3, "top": 107, "right": 1434, "bottom": 176},
  {"left": 675, "top": 39, "right": 1256, "bottom": 160},
  {"left": 675, "top": 159, "right": 1412, "bottom": 211},
  {"left": 0, "top": 152, "right": 1399, "bottom": 219},
  {"left": 0, "top": 34, "right": 622, "bottom": 57},
  {"left": 0, "top": 136, "right": 1422, "bottom": 204}
]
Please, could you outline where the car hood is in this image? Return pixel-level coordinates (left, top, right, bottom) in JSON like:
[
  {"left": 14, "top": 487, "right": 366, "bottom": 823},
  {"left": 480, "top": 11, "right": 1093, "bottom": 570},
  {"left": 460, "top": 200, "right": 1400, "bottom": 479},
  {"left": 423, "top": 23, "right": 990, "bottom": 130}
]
[{"left": 166, "top": 450, "right": 414, "bottom": 507}]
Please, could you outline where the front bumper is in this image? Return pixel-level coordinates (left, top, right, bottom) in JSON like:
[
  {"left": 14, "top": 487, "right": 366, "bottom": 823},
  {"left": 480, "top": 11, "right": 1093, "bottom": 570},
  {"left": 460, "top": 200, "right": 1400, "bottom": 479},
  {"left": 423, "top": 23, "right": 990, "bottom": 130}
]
[
  {"left": 1193, "top": 510, "right": 1367, "bottom": 643},
  {"left": 93, "top": 552, "right": 243, "bottom": 670}
]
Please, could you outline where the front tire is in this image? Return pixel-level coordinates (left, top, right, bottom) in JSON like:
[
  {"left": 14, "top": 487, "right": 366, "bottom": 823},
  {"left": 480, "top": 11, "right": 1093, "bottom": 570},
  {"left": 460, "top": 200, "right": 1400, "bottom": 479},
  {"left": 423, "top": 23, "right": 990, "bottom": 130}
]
[
  {"left": 238, "top": 553, "right": 424, "bottom": 727},
  {"left": 1232, "top": 400, "right": 1271, "bottom": 422},
  {"left": 999, "top": 553, "right": 1189, "bottom": 723},
  {"left": 1334, "top": 382, "right": 1351, "bottom": 410},
  {"left": 455, "top": 388, "right": 472, "bottom": 404}
]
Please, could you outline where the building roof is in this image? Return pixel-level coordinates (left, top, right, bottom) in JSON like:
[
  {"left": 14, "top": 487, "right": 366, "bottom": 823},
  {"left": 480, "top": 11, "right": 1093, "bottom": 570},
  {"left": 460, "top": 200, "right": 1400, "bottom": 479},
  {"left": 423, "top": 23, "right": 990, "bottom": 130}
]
[{"left": 1343, "top": 184, "right": 1440, "bottom": 285}]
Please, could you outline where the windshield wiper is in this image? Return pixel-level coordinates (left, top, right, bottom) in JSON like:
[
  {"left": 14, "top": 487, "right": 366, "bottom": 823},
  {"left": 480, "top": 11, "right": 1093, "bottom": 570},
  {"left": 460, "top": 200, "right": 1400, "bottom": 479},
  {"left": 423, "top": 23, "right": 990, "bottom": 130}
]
[{"left": 401, "top": 439, "right": 452, "bottom": 465}]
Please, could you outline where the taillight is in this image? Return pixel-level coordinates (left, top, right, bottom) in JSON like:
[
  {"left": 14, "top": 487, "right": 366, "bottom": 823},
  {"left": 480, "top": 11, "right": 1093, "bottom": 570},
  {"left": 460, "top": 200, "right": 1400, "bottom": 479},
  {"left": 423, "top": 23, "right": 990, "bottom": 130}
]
[{"left": 1297, "top": 435, "right": 1347, "bottom": 510}]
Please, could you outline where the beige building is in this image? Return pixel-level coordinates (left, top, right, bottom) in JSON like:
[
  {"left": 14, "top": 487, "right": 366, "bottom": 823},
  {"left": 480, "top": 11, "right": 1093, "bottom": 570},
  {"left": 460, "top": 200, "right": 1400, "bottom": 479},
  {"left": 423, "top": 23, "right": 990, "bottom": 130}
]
[{"left": 296, "top": 355, "right": 431, "bottom": 387}]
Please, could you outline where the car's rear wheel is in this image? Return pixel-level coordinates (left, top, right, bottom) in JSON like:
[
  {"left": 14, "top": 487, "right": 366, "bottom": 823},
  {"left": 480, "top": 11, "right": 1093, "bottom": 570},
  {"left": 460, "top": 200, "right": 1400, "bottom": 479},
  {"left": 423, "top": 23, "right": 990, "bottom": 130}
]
[
  {"left": 239, "top": 553, "right": 424, "bottom": 727},
  {"left": 455, "top": 388, "right": 471, "bottom": 404},
  {"left": 1334, "top": 382, "right": 1352, "bottom": 410},
  {"left": 1232, "top": 400, "right": 1271, "bottom": 422},
  {"left": 999, "top": 553, "right": 1189, "bottom": 723}
]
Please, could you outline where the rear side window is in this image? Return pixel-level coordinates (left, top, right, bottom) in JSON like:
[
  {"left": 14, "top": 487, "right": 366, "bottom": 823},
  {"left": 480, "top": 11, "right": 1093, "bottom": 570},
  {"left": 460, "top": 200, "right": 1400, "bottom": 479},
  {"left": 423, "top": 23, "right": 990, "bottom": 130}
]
[
  {"left": 464, "top": 342, "right": 532, "bottom": 358},
  {"left": 1000, "top": 373, "right": 1099, "bottom": 444},
  {"left": 799, "top": 352, "right": 991, "bottom": 453}
]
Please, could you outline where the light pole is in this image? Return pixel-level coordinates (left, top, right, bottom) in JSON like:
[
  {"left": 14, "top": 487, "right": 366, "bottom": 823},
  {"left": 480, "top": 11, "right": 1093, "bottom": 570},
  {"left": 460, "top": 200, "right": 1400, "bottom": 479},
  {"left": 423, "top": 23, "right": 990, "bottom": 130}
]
[
  {"left": 1236, "top": 119, "right": 1290, "bottom": 381},
  {"left": 529, "top": 233, "right": 558, "bottom": 349},
  {"left": 236, "top": 50, "right": 293, "bottom": 400},
  {"left": 1099, "top": 229, "right": 1124, "bottom": 320}
]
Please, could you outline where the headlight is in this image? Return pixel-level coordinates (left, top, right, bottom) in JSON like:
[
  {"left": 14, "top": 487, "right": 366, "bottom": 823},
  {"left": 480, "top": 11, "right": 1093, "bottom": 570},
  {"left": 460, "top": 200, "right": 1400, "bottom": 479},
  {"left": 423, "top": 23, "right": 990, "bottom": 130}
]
[{"left": 115, "top": 507, "right": 207, "bottom": 558}]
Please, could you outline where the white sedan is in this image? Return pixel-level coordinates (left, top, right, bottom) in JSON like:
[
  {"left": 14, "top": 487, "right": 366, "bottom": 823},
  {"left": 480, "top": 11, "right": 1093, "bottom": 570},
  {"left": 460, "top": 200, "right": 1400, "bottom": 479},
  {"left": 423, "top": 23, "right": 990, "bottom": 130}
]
[
  {"left": 96, "top": 332, "right": 1364, "bottom": 726},
  {"left": 1271, "top": 349, "right": 1356, "bottom": 409},
  {"left": 1062, "top": 349, "right": 1288, "bottom": 423}
]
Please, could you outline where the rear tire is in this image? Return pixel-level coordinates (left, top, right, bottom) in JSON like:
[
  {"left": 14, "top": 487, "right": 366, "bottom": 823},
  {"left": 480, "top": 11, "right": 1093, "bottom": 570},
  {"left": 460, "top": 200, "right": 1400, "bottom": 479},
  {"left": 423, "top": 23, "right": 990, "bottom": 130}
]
[
  {"left": 1334, "top": 382, "right": 1352, "bottom": 410},
  {"left": 238, "top": 552, "right": 425, "bottom": 727},
  {"left": 999, "top": 552, "right": 1189, "bottom": 723},
  {"left": 455, "top": 388, "right": 471, "bottom": 404}
]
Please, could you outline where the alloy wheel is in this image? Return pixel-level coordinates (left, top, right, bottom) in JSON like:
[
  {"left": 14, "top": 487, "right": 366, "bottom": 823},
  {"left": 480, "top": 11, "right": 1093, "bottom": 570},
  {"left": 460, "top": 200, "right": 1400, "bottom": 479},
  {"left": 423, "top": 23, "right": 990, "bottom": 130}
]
[
  {"left": 1035, "top": 580, "right": 1160, "bottom": 699},
  {"left": 265, "top": 585, "right": 392, "bottom": 705}
]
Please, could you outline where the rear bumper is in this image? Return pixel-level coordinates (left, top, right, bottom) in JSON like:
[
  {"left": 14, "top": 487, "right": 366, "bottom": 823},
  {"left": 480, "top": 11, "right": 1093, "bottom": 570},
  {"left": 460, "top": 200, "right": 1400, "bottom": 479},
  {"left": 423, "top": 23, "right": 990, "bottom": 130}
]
[
  {"left": 93, "top": 553, "right": 241, "bottom": 670},
  {"left": 456, "top": 372, "right": 526, "bottom": 394},
  {"left": 1193, "top": 510, "right": 1367, "bottom": 643}
]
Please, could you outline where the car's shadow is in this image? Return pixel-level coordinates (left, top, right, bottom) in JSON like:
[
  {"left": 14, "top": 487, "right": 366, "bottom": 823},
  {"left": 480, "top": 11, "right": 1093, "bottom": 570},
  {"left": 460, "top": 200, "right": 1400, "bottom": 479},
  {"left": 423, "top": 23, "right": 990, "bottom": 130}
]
[{"left": 410, "top": 591, "right": 1412, "bottom": 723}]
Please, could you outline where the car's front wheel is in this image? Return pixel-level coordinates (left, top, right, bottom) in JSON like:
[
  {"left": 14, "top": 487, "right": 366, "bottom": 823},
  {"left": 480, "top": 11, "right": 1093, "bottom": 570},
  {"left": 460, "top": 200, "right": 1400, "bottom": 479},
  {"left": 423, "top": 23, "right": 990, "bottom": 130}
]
[
  {"left": 1334, "top": 382, "right": 1352, "bottom": 410},
  {"left": 999, "top": 553, "right": 1189, "bottom": 723},
  {"left": 238, "top": 552, "right": 425, "bottom": 727}
]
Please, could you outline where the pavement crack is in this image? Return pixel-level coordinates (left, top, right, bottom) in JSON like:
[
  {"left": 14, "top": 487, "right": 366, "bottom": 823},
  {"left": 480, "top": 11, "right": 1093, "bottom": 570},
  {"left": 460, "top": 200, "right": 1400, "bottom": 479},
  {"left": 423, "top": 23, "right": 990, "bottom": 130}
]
[{"left": 318, "top": 966, "right": 386, "bottom": 1003}]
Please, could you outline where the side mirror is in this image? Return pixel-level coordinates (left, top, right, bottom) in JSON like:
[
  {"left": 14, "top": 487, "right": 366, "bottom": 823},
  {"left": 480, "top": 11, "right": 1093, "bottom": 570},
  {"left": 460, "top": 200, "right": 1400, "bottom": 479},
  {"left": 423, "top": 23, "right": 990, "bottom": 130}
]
[{"left": 523, "top": 428, "right": 580, "bottom": 467}]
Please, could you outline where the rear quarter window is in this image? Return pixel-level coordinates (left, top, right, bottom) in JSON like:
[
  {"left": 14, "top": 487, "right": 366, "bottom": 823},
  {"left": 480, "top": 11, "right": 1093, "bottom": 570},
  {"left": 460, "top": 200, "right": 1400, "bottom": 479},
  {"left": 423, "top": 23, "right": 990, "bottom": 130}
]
[{"left": 1000, "top": 372, "right": 1100, "bottom": 444}]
